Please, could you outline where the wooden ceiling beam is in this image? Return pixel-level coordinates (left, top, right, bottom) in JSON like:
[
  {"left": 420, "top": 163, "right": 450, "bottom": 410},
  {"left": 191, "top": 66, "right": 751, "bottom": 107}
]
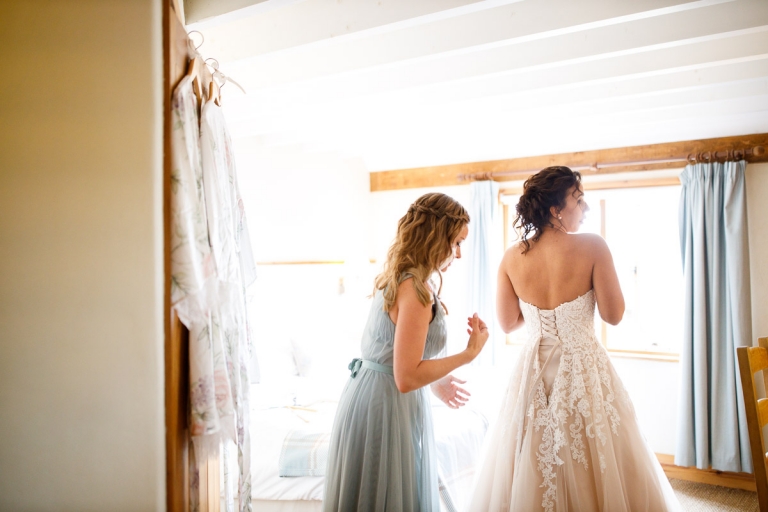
[{"left": 369, "top": 133, "right": 768, "bottom": 192}]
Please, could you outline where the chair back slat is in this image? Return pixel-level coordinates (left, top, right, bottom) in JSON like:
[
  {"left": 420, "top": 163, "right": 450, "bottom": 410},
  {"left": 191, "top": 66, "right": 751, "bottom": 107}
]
[
  {"left": 750, "top": 346, "right": 768, "bottom": 374},
  {"left": 737, "top": 343, "right": 768, "bottom": 510},
  {"left": 758, "top": 398, "right": 768, "bottom": 428},
  {"left": 761, "top": 338, "right": 768, "bottom": 396}
]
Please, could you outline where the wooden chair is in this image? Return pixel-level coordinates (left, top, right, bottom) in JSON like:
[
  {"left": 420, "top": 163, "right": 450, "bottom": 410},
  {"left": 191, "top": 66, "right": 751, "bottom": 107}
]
[{"left": 737, "top": 336, "right": 768, "bottom": 510}]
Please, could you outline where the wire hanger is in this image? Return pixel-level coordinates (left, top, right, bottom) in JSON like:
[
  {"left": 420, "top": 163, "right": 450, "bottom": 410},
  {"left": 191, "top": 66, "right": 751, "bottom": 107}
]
[
  {"left": 205, "top": 58, "right": 247, "bottom": 101},
  {"left": 188, "top": 30, "right": 204, "bottom": 51},
  {"left": 184, "top": 30, "right": 246, "bottom": 107}
]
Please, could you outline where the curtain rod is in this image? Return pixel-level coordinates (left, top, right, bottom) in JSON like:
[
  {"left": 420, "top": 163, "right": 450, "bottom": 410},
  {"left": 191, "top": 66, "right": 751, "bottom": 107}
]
[{"left": 458, "top": 145, "right": 765, "bottom": 182}]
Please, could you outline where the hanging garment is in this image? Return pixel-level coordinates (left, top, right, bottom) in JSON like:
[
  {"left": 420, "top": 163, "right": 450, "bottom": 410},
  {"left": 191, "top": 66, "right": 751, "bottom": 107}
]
[
  {"left": 469, "top": 290, "right": 681, "bottom": 512},
  {"left": 170, "top": 75, "right": 221, "bottom": 438},
  {"left": 170, "top": 74, "right": 217, "bottom": 512},
  {"left": 200, "top": 98, "right": 256, "bottom": 512},
  {"left": 323, "top": 284, "right": 446, "bottom": 512}
]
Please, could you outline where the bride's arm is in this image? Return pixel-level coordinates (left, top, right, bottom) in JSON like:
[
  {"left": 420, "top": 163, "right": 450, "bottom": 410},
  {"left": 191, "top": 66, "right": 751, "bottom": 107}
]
[
  {"left": 590, "top": 235, "right": 625, "bottom": 325},
  {"left": 497, "top": 249, "right": 524, "bottom": 333}
]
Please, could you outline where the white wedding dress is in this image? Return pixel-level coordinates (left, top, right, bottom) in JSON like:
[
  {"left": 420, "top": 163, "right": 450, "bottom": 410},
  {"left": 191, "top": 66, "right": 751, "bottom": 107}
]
[{"left": 470, "top": 290, "right": 681, "bottom": 512}]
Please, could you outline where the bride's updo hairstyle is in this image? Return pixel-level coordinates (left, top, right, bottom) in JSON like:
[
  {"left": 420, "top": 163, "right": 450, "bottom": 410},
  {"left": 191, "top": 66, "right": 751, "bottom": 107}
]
[
  {"left": 515, "top": 166, "right": 582, "bottom": 254},
  {"left": 375, "top": 192, "right": 470, "bottom": 312}
]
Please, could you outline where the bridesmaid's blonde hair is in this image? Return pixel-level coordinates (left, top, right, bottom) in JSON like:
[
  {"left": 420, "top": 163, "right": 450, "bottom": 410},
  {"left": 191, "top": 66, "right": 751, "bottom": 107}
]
[{"left": 375, "top": 193, "right": 469, "bottom": 312}]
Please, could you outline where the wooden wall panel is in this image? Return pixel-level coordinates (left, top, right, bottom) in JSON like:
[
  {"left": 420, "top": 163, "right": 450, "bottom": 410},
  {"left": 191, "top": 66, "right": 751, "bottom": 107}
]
[
  {"left": 499, "top": 176, "right": 682, "bottom": 196},
  {"left": 164, "top": 1, "right": 213, "bottom": 510},
  {"left": 656, "top": 454, "right": 757, "bottom": 492},
  {"left": 164, "top": 1, "right": 187, "bottom": 510}
]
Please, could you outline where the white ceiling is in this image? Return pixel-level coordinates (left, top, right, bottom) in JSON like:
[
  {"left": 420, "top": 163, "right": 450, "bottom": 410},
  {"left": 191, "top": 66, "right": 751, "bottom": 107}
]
[{"left": 189, "top": 0, "right": 768, "bottom": 172}]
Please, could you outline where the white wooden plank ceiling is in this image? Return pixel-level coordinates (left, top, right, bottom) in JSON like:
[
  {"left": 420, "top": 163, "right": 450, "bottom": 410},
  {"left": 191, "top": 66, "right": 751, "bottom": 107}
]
[{"left": 188, "top": 0, "right": 768, "bottom": 171}]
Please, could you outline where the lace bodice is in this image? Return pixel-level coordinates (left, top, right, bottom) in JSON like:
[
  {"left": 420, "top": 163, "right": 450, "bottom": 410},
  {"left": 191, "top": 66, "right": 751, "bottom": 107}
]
[{"left": 519, "top": 289, "right": 597, "bottom": 346}]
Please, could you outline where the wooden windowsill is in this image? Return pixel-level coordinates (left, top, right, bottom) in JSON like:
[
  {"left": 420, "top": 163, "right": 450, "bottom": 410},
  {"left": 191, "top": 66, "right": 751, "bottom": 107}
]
[{"left": 608, "top": 349, "right": 680, "bottom": 363}]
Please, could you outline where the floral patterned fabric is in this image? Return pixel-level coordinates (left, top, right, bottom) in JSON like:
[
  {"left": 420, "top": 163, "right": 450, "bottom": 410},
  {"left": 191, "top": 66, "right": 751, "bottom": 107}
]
[
  {"left": 171, "top": 75, "right": 255, "bottom": 512},
  {"left": 170, "top": 75, "right": 214, "bottom": 329},
  {"left": 171, "top": 76, "right": 221, "bottom": 440},
  {"left": 200, "top": 99, "right": 254, "bottom": 512}
]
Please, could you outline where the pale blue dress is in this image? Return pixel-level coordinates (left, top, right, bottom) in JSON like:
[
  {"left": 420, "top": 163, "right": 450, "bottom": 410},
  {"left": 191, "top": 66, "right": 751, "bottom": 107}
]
[{"left": 323, "top": 283, "right": 447, "bottom": 511}]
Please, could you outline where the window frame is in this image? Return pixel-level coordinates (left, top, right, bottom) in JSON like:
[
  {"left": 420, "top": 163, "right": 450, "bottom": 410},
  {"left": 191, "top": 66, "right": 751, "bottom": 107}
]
[{"left": 500, "top": 175, "right": 682, "bottom": 362}]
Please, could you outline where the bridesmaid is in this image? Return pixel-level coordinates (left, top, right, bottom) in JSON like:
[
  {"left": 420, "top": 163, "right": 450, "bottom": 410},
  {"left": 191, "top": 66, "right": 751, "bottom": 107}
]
[{"left": 323, "top": 192, "right": 490, "bottom": 511}]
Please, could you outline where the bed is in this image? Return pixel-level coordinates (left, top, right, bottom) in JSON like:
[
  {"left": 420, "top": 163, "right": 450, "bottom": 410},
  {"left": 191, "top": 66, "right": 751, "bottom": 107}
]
[{"left": 249, "top": 379, "right": 489, "bottom": 512}]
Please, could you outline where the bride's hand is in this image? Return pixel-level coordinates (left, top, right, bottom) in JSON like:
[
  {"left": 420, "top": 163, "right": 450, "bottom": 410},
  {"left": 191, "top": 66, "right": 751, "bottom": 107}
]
[
  {"left": 430, "top": 375, "right": 470, "bottom": 409},
  {"left": 465, "top": 313, "right": 489, "bottom": 360}
]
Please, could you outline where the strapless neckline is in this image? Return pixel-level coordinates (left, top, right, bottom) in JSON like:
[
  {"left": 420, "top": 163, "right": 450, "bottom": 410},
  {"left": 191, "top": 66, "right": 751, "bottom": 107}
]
[{"left": 518, "top": 289, "right": 594, "bottom": 312}]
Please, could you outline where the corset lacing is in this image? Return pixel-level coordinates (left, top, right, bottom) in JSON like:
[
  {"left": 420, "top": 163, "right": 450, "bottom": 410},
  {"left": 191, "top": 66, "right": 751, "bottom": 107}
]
[
  {"left": 540, "top": 310, "right": 558, "bottom": 339},
  {"left": 520, "top": 309, "right": 563, "bottom": 444}
]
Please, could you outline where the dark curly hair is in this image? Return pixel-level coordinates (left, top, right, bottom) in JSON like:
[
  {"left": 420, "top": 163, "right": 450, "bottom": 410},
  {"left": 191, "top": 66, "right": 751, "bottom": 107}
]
[{"left": 514, "top": 166, "right": 582, "bottom": 254}]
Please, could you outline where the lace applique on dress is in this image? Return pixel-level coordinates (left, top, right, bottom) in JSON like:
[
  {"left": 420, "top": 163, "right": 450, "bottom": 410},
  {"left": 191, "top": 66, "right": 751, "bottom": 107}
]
[
  {"left": 468, "top": 289, "right": 681, "bottom": 512},
  {"left": 520, "top": 291, "right": 628, "bottom": 512}
]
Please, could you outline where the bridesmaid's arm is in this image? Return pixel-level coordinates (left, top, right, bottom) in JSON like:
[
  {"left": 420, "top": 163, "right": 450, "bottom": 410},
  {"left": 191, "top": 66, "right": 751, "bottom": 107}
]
[
  {"left": 497, "top": 250, "right": 524, "bottom": 333},
  {"left": 430, "top": 375, "right": 470, "bottom": 409},
  {"left": 392, "top": 279, "right": 486, "bottom": 393}
]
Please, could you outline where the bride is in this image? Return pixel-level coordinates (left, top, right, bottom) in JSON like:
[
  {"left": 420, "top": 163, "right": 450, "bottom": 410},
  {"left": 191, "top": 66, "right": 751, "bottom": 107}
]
[{"left": 470, "top": 166, "right": 680, "bottom": 511}]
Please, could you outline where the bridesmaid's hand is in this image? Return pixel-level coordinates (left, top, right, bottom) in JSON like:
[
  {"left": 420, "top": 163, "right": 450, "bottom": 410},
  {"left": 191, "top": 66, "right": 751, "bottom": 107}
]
[
  {"left": 430, "top": 375, "right": 470, "bottom": 409},
  {"left": 464, "top": 313, "right": 489, "bottom": 361}
]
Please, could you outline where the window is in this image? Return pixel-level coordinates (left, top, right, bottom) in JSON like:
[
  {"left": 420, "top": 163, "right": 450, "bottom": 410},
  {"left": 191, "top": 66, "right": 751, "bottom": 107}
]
[{"left": 503, "top": 184, "right": 683, "bottom": 358}]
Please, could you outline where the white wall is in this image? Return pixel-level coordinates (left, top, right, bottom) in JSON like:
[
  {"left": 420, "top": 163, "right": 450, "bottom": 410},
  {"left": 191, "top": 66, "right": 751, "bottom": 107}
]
[
  {"left": 747, "top": 162, "right": 768, "bottom": 342},
  {"left": 233, "top": 142, "right": 371, "bottom": 263},
  {"left": 232, "top": 143, "right": 375, "bottom": 401},
  {"left": 0, "top": 2, "right": 165, "bottom": 510},
  {"left": 611, "top": 358, "right": 679, "bottom": 455}
]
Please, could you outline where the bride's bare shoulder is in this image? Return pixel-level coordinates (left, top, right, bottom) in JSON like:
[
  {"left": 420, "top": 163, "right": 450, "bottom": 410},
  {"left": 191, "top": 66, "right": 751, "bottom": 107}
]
[
  {"left": 571, "top": 233, "right": 610, "bottom": 253},
  {"left": 502, "top": 241, "right": 527, "bottom": 262},
  {"left": 572, "top": 232, "right": 604, "bottom": 243}
]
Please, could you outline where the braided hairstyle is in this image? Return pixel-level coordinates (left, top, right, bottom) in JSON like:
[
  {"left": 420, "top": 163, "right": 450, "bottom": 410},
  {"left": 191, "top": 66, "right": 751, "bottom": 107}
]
[
  {"left": 375, "top": 192, "right": 470, "bottom": 312},
  {"left": 515, "top": 166, "right": 582, "bottom": 254}
]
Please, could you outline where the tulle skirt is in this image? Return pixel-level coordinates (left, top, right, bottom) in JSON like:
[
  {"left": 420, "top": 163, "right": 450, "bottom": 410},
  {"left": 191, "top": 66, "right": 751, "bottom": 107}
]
[
  {"left": 323, "top": 367, "right": 440, "bottom": 511},
  {"left": 469, "top": 339, "right": 681, "bottom": 512}
]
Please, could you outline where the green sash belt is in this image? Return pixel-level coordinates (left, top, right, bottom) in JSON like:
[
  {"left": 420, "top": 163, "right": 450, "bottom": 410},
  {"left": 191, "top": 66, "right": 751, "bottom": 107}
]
[{"left": 348, "top": 358, "right": 393, "bottom": 378}]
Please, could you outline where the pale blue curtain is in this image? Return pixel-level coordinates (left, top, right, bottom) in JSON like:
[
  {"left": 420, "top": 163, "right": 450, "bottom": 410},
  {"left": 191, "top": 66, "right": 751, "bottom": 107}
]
[
  {"left": 675, "top": 160, "right": 752, "bottom": 473},
  {"left": 468, "top": 180, "right": 500, "bottom": 366}
]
